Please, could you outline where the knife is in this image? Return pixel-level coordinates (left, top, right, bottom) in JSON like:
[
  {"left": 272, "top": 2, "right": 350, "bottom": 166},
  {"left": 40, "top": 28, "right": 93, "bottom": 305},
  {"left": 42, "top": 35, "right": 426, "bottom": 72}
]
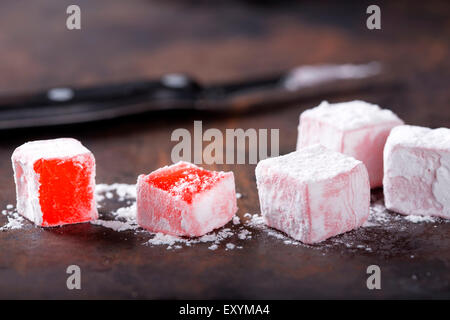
[{"left": 0, "top": 62, "right": 390, "bottom": 129}]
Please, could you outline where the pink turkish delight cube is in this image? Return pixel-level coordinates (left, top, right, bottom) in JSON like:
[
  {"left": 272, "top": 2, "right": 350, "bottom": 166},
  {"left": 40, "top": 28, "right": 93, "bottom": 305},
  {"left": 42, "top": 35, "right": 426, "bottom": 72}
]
[
  {"left": 255, "top": 144, "right": 370, "bottom": 244},
  {"left": 384, "top": 125, "right": 450, "bottom": 219},
  {"left": 12, "top": 138, "right": 98, "bottom": 227},
  {"left": 297, "top": 100, "right": 403, "bottom": 188},
  {"left": 137, "top": 161, "right": 238, "bottom": 237}
]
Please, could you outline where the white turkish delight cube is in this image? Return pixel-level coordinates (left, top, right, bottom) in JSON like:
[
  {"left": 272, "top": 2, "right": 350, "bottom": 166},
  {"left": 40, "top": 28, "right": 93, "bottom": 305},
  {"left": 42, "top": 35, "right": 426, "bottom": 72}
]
[
  {"left": 255, "top": 144, "right": 370, "bottom": 244},
  {"left": 297, "top": 100, "right": 403, "bottom": 188},
  {"left": 384, "top": 125, "right": 450, "bottom": 219}
]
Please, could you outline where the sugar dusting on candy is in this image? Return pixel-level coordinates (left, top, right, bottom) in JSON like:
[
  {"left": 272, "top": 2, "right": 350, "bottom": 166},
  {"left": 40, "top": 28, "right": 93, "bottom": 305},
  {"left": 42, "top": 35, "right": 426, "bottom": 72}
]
[
  {"left": 258, "top": 144, "right": 362, "bottom": 183},
  {"left": 301, "top": 100, "right": 402, "bottom": 131},
  {"left": 144, "top": 162, "right": 224, "bottom": 204},
  {"left": 383, "top": 125, "right": 450, "bottom": 219}
]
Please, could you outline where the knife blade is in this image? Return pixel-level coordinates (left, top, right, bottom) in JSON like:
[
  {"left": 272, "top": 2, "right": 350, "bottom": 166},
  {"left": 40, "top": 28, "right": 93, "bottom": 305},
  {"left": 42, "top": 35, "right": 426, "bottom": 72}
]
[{"left": 0, "top": 62, "right": 389, "bottom": 129}]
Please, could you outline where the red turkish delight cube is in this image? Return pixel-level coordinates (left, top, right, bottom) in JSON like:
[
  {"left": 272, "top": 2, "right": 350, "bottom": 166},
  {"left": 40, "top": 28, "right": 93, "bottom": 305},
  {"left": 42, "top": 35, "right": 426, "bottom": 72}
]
[
  {"left": 12, "top": 138, "right": 98, "bottom": 227},
  {"left": 137, "top": 161, "right": 238, "bottom": 237}
]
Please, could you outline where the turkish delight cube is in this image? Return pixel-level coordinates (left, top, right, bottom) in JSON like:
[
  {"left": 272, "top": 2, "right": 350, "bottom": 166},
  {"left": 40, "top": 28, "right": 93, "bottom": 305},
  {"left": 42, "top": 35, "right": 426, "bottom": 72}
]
[
  {"left": 384, "top": 125, "right": 450, "bottom": 219},
  {"left": 137, "top": 161, "right": 238, "bottom": 237},
  {"left": 12, "top": 138, "right": 98, "bottom": 227},
  {"left": 255, "top": 144, "right": 370, "bottom": 244},
  {"left": 297, "top": 100, "right": 403, "bottom": 188}
]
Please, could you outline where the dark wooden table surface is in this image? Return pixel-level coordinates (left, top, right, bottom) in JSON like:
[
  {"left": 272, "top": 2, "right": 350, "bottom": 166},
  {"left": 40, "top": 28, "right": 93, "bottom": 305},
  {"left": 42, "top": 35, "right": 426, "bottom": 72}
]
[{"left": 0, "top": 0, "right": 449, "bottom": 299}]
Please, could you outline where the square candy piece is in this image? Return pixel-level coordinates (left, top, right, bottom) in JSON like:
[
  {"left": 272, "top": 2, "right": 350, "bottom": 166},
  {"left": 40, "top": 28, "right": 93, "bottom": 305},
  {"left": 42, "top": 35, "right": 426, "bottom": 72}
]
[
  {"left": 384, "top": 125, "right": 450, "bottom": 219},
  {"left": 12, "top": 138, "right": 98, "bottom": 227},
  {"left": 137, "top": 161, "right": 238, "bottom": 237},
  {"left": 297, "top": 100, "right": 403, "bottom": 188},
  {"left": 256, "top": 144, "right": 370, "bottom": 244}
]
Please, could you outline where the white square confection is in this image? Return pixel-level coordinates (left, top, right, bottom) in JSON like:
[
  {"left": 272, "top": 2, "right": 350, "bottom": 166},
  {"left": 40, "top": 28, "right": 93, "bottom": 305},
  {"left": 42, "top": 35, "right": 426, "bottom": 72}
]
[
  {"left": 256, "top": 144, "right": 370, "bottom": 244},
  {"left": 297, "top": 100, "right": 403, "bottom": 188},
  {"left": 384, "top": 125, "right": 450, "bottom": 219}
]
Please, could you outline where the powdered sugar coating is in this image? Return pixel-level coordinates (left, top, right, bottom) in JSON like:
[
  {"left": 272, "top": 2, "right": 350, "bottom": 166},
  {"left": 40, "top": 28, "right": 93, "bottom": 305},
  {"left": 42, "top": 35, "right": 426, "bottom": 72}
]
[
  {"left": 384, "top": 125, "right": 450, "bottom": 219},
  {"left": 145, "top": 161, "right": 224, "bottom": 204},
  {"left": 256, "top": 144, "right": 370, "bottom": 243},
  {"left": 300, "top": 100, "right": 402, "bottom": 131},
  {"left": 12, "top": 138, "right": 92, "bottom": 164},
  {"left": 384, "top": 125, "right": 450, "bottom": 152},
  {"left": 298, "top": 100, "right": 404, "bottom": 187},
  {"left": 260, "top": 144, "right": 362, "bottom": 183},
  {"left": 137, "top": 161, "right": 238, "bottom": 237}
]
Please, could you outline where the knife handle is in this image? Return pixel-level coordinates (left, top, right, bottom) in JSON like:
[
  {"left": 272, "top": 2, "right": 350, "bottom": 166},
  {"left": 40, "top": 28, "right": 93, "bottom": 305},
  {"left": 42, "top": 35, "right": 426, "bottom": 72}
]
[{"left": 0, "top": 73, "right": 202, "bottom": 108}]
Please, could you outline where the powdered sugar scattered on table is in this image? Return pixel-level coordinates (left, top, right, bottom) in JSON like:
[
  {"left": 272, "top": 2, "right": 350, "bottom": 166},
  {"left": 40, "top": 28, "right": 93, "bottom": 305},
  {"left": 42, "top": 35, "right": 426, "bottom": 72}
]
[
  {"left": 2, "top": 184, "right": 447, "bottom": 254},
  {"left": 239, "top": 191, "right": 446, "bottom": 253},
  {"left": 0, "top": 205, "right": 24, "bottom": 231},
  {"left": 95, "top": 183, "right": 136, "bottom": 203},
  {"left": 403, "top": 215, "right": 436, "bottom": 223},
  {"left": 92, "top": 183, "right": 138, "bottom": 231},
  {"left": 93, "top": 183, "right": 250, "bottom": 250}
]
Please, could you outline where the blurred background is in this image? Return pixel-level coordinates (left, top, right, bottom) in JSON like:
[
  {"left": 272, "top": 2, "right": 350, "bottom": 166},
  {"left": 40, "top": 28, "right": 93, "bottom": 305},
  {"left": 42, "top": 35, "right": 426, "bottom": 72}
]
[
  {"left": 1, "top": 0, "right": 448, "bottom": 97},
  {"left": 0, "top": 0, "right": 449, "bottom": 299},
  {"left": 0, "top": 0, "right": 448, "bottom": 183}
]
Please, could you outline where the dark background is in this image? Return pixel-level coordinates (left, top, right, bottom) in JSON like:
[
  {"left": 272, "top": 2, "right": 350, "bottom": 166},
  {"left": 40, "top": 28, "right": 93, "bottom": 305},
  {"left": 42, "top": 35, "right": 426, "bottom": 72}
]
[{"left": 0, "top": 0, "right": 449, "bottom": 299}]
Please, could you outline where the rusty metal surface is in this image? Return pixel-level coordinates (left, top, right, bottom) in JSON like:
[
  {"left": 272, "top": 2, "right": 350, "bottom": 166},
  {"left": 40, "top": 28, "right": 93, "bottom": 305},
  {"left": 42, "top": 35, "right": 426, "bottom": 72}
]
[{"left": 0, "top": 0, "right": 449, "bottom": 299}]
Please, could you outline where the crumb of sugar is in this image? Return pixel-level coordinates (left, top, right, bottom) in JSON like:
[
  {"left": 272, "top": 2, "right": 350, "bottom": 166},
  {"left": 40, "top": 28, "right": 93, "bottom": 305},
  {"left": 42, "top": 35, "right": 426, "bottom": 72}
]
[
  {"left": 0, "top": 205, "right": 24, "bottom": 231},
  {"left": 1, "top": 216, "right": 24, "bottom": 230},
  {"left": 236, "top": 192, "right": 242, "bottom": 199},
  {"left": 90, "top": 219, "right": 137, "bottom": 232},
  {"left": 95, "top": 183, "right": 136, "bottom": 202},
  {"left": 238, "top": 229, "right": 251, "bottom": 240},
  {"left": 363, "top": 200, "right": 391, "bottom": 227},
  {"left": 112, "top": 203, "right": 137, "bottom": 221},
  {"left": 145, "top": 227, "right": 235, "bottom": 248},
  {"left": 403, "top": 215, "right": 436, "bottom": 223},
  {"left": 147, "top": 233, "right": 180, "bottom": 246},
  {"left": 246, "top": 213, "right": 265, "bottom": 228},
  {"left": 232, "top": 215, "right": 240, "bottom": 225},
  {"left": 105, "top": 192, "right": 114, "bottom": 199},
  {"left": 364, "top": 199, "right": 439, "bottom": 226},
  {"left": 226, "top": 243, "right": 236, "bottom": 250}
]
